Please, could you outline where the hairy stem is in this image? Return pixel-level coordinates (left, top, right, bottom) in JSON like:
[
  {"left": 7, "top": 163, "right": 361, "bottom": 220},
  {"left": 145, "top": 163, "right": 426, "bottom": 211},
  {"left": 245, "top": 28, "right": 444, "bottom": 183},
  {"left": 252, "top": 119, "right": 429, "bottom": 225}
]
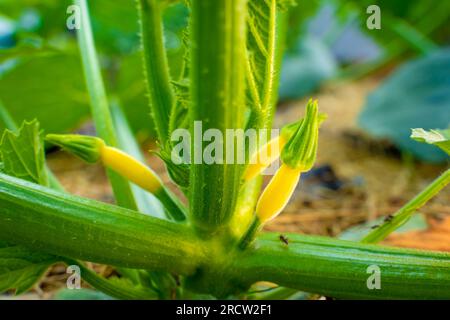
[
  {"left": 137, "top": 0, "right": 174, "bottom": 145},
  {"left": 189, "top": 0, "right": 248, "bottom": 233}
]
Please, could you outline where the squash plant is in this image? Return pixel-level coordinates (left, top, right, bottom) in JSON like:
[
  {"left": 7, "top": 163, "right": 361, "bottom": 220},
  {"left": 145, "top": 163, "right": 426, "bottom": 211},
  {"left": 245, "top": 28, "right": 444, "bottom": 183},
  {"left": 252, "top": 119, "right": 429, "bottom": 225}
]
[{"left": 1, "top": 0, "right": 450, "bottom": 300}]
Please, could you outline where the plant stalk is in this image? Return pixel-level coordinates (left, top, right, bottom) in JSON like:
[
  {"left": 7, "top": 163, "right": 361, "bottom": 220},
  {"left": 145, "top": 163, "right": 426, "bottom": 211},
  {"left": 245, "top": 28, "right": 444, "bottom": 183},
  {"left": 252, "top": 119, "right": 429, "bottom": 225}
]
[
  {"left": 137, "top": 0, "right": 174, "bottom": 145},
  {"left": 362, "top": 168, "right": 450, "bottom": 244},
  {"left": 233, "top": 232, "right": 450, "bottom": 299},
  {"left": 1, "top": 173, "right": 450, "bottom": 299},
  {"left": 63, "top": 259, "right": 158, "bottom": 300},
  {"left": 0, "top": 173, "right": 203, "bottom": 274},
  {"left": 75, "top": 0, "right": 138, "bottom": 210},
  {"left": 189, "top": 0, "right": 248, "bottom": 233}
]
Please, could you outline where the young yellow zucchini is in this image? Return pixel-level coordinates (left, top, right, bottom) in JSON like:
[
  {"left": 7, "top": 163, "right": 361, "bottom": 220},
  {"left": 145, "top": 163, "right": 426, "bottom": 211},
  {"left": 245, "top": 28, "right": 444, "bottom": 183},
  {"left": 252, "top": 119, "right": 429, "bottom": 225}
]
[{"left": 46, "top": 134, "right": 185, "bottom": 221}]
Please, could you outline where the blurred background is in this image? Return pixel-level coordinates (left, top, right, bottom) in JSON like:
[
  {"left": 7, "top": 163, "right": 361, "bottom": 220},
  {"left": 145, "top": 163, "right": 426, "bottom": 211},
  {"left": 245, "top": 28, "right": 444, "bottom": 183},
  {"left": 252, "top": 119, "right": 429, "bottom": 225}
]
[{"left": 0, "top": 0, "right": 449, "bottom": 299}]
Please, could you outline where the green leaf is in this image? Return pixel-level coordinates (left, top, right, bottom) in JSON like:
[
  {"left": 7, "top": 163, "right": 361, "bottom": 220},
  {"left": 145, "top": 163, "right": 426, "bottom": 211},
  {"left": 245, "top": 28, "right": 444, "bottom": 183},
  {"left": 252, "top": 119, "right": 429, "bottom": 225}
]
[
  {"left": 244, "top": 0, "right": 295, "bottom": 128},
  {"left": 0, "top": 120, "right": 48, "bottom": 186},
  {"left": 0, "top": 54, "right": 90, "bottom": 135},
  {"left": 411, "top": 128, "right": 450, "bottom": 156},
  {"left": 0, "top": 121, "right": 59, "bottom": 295},
  {"left": 0, "top": 41, "right": 60, "bottom": 65},
  {"left": 0, "top": 241, "right": 58, "bottom": 295},
  {"left": 358, "top": 49, "right": 450, "bottom": 163}
]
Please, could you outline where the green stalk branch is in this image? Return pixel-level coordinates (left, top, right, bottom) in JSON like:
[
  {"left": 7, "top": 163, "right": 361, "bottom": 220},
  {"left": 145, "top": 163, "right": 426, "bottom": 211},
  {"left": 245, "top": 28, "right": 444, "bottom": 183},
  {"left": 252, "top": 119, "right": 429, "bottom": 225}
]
[
  {"left": 137, "top": 0, "right": 175, "bottom": 145},
  {"left": 0, "top": 173, "right": 203, "bottom": 274},
  {"left": 233, "top": 233, "right": 450, "bottom": 299},
  {"left": 189, "top": 0, "right": 248, "bottom": 233},
  {"left": 1, "top": 173, "right": 450, "bottom": 299},
  {"left": 64, "top": 259, "right": 158, "bottom": 300},
  {"left": 362, "top": 168, "right": 450, "bottom": 244},
  {"left": 75, "top": 0, "right": 138, "bottom": 210}
]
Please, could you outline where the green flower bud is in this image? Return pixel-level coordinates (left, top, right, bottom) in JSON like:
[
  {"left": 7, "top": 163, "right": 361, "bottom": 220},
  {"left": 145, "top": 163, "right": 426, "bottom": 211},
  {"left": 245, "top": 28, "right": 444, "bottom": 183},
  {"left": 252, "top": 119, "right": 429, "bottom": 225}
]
[
  {"left": 280, "top": 99, "right": 323, "bottom": 171},
  {"left": 46, "top": 134, "right": 105, "bottom": 164},
  {"left": 280, "top": 111, "right": 327, "bottom": 140}
]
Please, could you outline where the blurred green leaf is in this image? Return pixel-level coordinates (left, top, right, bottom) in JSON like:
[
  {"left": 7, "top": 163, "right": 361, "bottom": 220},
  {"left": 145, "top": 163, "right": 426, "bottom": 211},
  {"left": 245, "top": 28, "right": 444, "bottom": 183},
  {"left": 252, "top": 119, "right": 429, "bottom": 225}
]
[
  {"left": 88, "top": 0, "right": 140, "bottom": 55},
  {"left": 0, "top": 41, "right": 59, "bottom": 63},
  {"left": 358, "top": 49, "right": 450, "bottom": 163},
  {"left": 113, "top": 53, "right": 154, "bottom": 137},
  {"left": 0, "top": 54, "right": 90, "bottom": 134},
  {"left": 278, "top": 36, "right": 337, "bottom": 100},
  {"left": 0, "top": 1, "right": 189, "bottom": 138},
  {"left": 411, "top": 128, "right": 450, "bottom": 156},
  {"left": 0, "top": 0, "right": 72, "bottom": 37}
]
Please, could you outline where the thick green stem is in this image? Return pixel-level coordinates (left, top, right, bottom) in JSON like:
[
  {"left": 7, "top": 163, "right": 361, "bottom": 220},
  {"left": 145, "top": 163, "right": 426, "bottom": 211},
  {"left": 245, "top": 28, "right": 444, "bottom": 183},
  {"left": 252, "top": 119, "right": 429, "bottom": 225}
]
[
  {"left": 137, "top": 0, "right": 174, "bottom": 145},
  {"left": 75, "top": 0, "right": 138, "bottom": 210},
  {"left": 0, "top": 173, "right": 203, "bottom": 274},
  {"left": 2, "top": 173, "right": 450, "bottom": 299},
  {"left": 233, "top": 233, "right": 450, "bottom": 299},
  {"left": 189, "top": 0, "right": 247, "bottom": 233},
  {"left": 362, "top": 168, "right": 450, "bottom": 244}
]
